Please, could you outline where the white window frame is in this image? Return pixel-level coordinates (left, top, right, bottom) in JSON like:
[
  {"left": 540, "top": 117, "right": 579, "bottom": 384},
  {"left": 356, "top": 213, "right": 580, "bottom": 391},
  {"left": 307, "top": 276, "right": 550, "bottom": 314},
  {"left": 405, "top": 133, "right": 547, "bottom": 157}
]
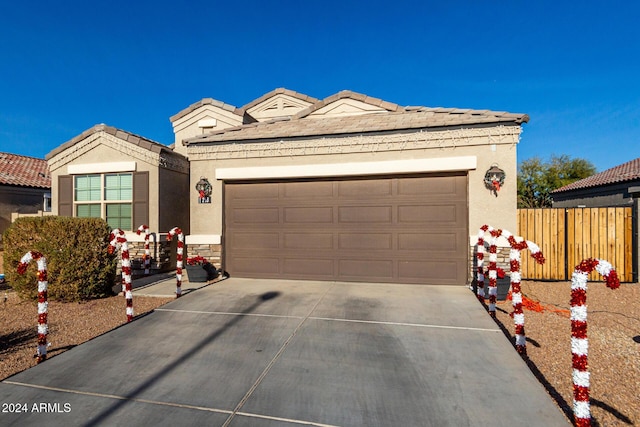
[{"left": 73, "top": 173, "right": 133, "bottom": 230}]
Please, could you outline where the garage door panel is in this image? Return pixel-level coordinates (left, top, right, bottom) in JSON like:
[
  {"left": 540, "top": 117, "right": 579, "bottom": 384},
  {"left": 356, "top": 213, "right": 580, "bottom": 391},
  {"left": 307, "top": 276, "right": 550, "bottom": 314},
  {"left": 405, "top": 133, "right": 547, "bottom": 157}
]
[
  {"left": 398, "top": 232, "right": 462, "bottom": 251},
  {"left": 229, "top": 182, "right": 280, "bottom": 200},
  {"left": 339, "top": 259, "right": 394, "bottom": 279},
  {"left": 231, "top": 208, "right": 280, "bottom": 224},
  {"left": 284, "top": 181, "right": 334, "bottom": 198},
  {"left": 231, "top": 232, "right": 280, "bottom": 250},
  {"left": 284, "top": 233, "right": 334, "bottom": 249},
  {"left": 398, "top": 204, "right": 465, "bottom": 224},
  {"left": 338, "top": 206, "right": 393, "bottom": 223},
  {"left": 284, "top": 207, "right": 334, "bottom": 223},
  {"left": 398, "top": 175, "right": 464, "bottom": 197},
  {"left": 283, "top": 258, "right": 334, "bottom": 277},
  {"left": 338, "top": 233, "right": 393, "bottom": 250},
  {"left": 399, "top": 260, "right": 463, "bottom": 282},
  {"left": 225, "top": 173, "right": 468, "bottom": 285},
  {"left": 232, "top": 257, "right": 281, "bottom": 275},
  {"left": 337, "top": 179, "right": 393, "bottom": 197}
]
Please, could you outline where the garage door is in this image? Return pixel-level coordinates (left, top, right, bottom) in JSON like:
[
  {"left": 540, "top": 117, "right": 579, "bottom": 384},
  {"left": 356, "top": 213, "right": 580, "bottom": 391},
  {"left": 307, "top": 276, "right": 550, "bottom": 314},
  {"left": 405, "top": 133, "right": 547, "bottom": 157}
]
[{"left": 224, "top": 173, "right": 468, "bottom": 285}]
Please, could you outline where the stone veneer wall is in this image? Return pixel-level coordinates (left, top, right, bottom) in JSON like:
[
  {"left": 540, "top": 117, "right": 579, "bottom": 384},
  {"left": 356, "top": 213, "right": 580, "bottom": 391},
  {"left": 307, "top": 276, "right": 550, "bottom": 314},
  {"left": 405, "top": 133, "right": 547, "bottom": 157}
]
[
  {"left": 185, "top": 244, "right": 222, "bottom": 269},
  {"left": 115, "top": 241, "right": 221, "bottom": 278},
  {"left": 469, "top": 245, "right": 511, "bottom": 284}
]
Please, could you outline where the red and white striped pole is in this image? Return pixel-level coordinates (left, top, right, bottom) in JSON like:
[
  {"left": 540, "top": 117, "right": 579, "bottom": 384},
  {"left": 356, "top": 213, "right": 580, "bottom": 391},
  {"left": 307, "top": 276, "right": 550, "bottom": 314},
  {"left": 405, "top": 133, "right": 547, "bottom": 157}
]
[
  {"left": 570, "top": 258, "right": 620, "bottom": 427},
  {"left": 476, "top": 225, "right": 502, "bottom": 316},
  {"left": 108, "top": 229, "right": 134, "bottom": 322},
  {"left": 166, "top": 227, "right": 184, "bottom": 298},
  {"left": 503, "top": 233, "right": 544, "bottom": 355},
  {"left": 17, "top": 251, "right": 48, "bottom": 363},
  {"left": 477, "top": 225, "right": 545, "bottom": 354},
  {"left": 136, "top": 224, "right": 151, "bottom": 276}
]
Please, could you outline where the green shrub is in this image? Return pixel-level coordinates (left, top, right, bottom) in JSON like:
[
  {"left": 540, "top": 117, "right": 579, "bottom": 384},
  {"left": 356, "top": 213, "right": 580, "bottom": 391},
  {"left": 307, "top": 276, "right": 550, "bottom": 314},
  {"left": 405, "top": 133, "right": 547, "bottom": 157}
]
[{"left": 2, "top": 217, "right": 117, "bottom": 301}]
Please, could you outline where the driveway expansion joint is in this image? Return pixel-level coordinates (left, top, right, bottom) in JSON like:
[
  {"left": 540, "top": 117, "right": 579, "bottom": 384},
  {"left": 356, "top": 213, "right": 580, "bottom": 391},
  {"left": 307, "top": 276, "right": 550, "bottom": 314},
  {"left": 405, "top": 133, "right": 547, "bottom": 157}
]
[{"left": 221, "top": 282, "right": 338, "bottom": 427}]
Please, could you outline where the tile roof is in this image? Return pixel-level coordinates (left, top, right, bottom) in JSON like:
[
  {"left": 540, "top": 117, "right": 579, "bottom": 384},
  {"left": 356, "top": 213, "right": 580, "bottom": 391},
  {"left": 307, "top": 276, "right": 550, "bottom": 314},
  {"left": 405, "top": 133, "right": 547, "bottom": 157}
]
[
  {"left": 170, "top": 98, "right": 241, "bottom": 123},
  {"left": 45, "top": 124, "right": 179, "bottom": 160},
  {"left": 238, "top": 88, "right": 319, "bottom": 116},
  {"left": 0, "top": 152, "right": 51, "bottom": 188},
  {"left": 185, "top": 106, "right": 529, "bottom": 145},
  {"left": 553, "top": 157, "right": 640, "bottom": 193},
  {"left": 292, "top": 90, "right": 403, "bottom": 119}
]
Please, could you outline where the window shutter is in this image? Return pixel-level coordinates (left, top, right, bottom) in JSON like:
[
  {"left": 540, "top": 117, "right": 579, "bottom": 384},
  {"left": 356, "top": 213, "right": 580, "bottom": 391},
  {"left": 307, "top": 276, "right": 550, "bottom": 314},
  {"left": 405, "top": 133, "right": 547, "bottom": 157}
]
[
  {"left": 133, "top": 171, "right": 149, "bottom": 228},
  {"left": 58, "top": 175, "right": 73, "bottom": 217}
]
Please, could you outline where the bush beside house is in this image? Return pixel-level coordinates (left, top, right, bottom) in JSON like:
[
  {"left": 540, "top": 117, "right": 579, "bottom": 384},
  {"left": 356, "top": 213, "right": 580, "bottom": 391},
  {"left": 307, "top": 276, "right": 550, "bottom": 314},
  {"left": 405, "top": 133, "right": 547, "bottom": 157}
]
[{"left": 2, "top": 217, "right": 117, "bottom": 301}]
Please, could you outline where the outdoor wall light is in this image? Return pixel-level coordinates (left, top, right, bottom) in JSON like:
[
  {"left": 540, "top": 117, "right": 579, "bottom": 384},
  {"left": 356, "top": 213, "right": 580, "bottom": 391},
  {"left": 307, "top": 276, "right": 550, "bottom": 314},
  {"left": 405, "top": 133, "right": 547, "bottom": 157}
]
[
  {"left": 484, "top": 164, "right": 505, "bottom": 196},
  {"left": 195, "top": 177, "right": 212, "bottom": 204}
]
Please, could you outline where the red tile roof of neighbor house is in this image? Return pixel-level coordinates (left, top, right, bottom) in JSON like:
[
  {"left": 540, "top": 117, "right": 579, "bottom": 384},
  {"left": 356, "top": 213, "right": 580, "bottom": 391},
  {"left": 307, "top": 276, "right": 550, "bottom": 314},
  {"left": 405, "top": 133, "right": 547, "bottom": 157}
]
[
  {"left": 553, "top": 157, "right": 640, "bottom": 193},
  {"left": 0, "top": 152, "right": 51, "bottom": 188}
]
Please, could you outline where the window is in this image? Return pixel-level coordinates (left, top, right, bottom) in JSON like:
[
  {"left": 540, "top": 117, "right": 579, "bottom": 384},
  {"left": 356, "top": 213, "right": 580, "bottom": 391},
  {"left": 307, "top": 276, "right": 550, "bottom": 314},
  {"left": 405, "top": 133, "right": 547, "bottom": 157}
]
[
  {"left": 74, "top": 173, "right": 133, "bottom": 230},
  {"left": 43, "top": 193, "right": 52, "bottom": 212}
]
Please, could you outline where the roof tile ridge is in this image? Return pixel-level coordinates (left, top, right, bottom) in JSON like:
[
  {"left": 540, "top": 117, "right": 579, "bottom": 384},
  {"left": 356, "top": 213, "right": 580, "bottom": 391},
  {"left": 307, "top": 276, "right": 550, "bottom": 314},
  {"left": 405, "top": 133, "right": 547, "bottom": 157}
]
[
  {"left": 170, "top": 98, "right": 240, "bottom": 123},
  {"left": 237, "top": 88, "right": 319, "bottom": 116},
  {"left": 46, "top": 124, "right": 178, "bottom": 160},
  {"left": 552, "top": 157, "right": 640, "bottom": 193},
  {"left": 292, "top": 90, "right": 402, "bottom": 120}
]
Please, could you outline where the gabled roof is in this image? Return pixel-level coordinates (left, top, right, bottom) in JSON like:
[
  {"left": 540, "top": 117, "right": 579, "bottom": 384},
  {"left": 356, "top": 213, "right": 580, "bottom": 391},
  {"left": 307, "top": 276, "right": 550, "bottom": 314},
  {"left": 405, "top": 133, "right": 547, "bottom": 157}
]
[
  {"left": 238, "top": 88, "right": 319, "bottom": 116},
  {"left": 185, "top": 105, "right": 528, "bottom": 145},
  {"left": 170, "top": 98, "right": 241, "bottom": 123},
  {"left": 45, "top": 124, "right": 177, "bottom": 160},
  {"left": 292, "top": 90, "right": 403, "bottom": 119},
  {"left": 553, "top": 157, "right": 640, "bottom": 193},
  {"left": 0, "top": 152, "right": 51, "bottom": 189}
]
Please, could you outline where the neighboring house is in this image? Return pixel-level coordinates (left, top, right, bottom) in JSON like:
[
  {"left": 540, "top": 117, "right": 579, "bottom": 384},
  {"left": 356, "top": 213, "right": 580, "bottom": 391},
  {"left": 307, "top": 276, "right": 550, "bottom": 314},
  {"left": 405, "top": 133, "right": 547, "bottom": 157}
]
[
  {"left": 552, "top": 157, "right": 640, "bottom": 283},
  {"left": 0, "top": 152, "right": 51, "bottom": 245},
  {"left": 552, "top": 157, "right": 640, "bottom": 208},
  {"left": 47, "top": 88, "right": 528, "bottom": 286}
]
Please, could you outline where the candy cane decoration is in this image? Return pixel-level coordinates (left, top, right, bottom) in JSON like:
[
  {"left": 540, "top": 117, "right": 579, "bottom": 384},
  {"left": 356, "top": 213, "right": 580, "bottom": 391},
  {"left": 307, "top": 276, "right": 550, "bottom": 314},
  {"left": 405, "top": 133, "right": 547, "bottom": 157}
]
[
  {"left": 476, "top": 225, "right": 503, "bottom": 314},
  {"left": 136, "top": 224, "right": 151, "bottom": 276},
  {"left": 108, "top": 229, "right": 134, "bottom": 322},
  {"left": 504, "top": 234, "right": 544, "bottom": 355},
  {"left": 570, "top": 258, "right": 620, "bottom": 427},
  {"left": 477, "top": 225, "right": 545, "bottom": 354},
  {"left": 166, "top": 227, "right": 184, "bottom": 298},
  {"left": 17, "top": 251, "right": 48, "bottom": 363}
]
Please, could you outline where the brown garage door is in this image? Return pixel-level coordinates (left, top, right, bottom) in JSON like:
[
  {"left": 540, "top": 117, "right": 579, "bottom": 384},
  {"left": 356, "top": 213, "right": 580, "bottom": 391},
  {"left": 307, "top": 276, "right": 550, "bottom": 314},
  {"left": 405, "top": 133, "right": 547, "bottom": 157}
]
[{"left": 224, "top": 173, "right": 468, "bottom": 285}]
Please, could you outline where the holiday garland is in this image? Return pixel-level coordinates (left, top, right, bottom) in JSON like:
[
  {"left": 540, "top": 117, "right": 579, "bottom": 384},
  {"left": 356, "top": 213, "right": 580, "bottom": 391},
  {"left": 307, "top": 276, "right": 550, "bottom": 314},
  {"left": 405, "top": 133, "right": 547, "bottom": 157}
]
[
  {"left": 477, "top": 225, "right": 545, "bottom": 354},
  {"left": 108, "top": 229, "right": 134, "bottom": 322},
  {"left": 166, "top": 227, "right": 184, "bottom": 298},
  {"left": 17, "top": 251, "right": 48, "bottom": 363},
  {"left": 136, "top": 224, "right": 151, "bottom": 276},
  {"left": 570, "top": 258, "right": 620, "bottom": 427}
]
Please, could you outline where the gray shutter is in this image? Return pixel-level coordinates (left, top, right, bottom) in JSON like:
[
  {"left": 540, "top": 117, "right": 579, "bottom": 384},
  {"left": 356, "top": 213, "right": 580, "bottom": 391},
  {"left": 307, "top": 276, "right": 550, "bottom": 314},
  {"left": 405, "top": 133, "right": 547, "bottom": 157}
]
[
  {"left": 58, "top": 175, "right": 73, "bottom": 217},
  {"left": 133, "top": 171, "right": 149, "bottom": 228}
]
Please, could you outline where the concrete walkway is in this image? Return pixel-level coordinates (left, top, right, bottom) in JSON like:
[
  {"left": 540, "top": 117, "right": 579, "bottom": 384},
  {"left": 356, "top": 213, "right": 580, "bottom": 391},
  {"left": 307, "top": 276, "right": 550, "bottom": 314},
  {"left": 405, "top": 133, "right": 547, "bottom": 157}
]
[{"left": 0, "top": 277, "right": 569, "bottom": 426}]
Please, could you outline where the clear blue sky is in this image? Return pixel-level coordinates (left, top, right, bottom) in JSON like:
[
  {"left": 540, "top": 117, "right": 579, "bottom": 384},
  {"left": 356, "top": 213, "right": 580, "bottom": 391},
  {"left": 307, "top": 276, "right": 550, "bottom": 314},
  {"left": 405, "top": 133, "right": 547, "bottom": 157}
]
[{"left": 1, "top": 0, "right": 638, "bottom": 172}]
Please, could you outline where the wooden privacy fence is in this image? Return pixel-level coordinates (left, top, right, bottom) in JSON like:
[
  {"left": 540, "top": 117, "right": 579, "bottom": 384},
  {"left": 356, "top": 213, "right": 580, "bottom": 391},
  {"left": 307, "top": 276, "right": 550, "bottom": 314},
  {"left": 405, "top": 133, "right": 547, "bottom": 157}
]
[{"left": 517, "top": 207, "right": 634, "bottom": 282}]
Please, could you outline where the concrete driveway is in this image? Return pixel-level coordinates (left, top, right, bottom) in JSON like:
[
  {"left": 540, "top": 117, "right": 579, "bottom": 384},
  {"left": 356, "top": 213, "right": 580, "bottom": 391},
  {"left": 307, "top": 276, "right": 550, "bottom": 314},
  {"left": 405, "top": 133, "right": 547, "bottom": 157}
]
[{"left": 0, "top": 278, "right": 568, "bottom": 426}]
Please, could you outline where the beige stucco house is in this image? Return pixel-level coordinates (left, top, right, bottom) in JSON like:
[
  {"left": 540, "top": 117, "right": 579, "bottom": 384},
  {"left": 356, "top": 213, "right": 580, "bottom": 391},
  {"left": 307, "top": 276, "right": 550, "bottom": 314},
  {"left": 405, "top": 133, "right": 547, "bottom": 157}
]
[
  {"left": 46, "top": 125, "right": 190, "bottom": 270},
  {"left": 47, "top": 88, "right": 528, "bottom": 285}
]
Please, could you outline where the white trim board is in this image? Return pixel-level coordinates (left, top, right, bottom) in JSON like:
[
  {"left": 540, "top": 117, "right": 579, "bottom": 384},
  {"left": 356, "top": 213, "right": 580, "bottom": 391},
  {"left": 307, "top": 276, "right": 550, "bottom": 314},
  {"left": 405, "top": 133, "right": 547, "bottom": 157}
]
[
  {"left": 68, "top": 162, "right": 137, "bottom": 174},
  {"left": 185, "top": 235, "right": 222, "bottom": 245},
  {"left": 215, "top": 156, "right": 477, "bottom": 180}
]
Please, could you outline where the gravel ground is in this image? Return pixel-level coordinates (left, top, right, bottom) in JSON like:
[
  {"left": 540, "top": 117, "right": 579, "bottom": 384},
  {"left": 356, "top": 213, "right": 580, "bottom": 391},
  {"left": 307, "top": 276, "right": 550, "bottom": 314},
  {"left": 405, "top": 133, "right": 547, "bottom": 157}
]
[
  {"left": 1, "top": 278, "right": 638, "bottom": 426},
  {"left": 0, "top": 288, "right": 172, "bottom": 380},
  {"left": 493, "top": 280, "right": 640, "bottom": 427}
]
